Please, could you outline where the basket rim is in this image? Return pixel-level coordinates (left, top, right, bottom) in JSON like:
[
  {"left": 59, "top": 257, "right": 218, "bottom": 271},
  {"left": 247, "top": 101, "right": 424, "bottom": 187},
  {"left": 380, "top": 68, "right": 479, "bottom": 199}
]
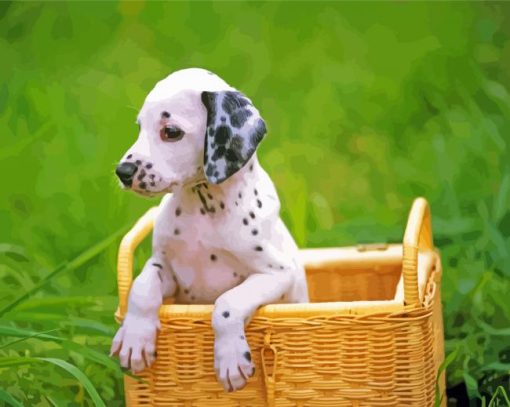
[{"left": 115, "top": 245, "right": 440, "bottom": 323}]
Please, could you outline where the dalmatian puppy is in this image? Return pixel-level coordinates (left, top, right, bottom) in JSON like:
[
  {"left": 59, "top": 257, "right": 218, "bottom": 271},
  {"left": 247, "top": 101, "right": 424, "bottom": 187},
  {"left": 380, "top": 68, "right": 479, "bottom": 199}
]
[{"left": 110, "top": 68, "right": 309, "bottom": 392}]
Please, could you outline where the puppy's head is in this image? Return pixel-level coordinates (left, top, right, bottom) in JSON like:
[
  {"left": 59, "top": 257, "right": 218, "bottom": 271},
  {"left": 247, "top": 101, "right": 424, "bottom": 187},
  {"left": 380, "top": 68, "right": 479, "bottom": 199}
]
[{"left": 115, "top": 68, "right": 267, "bottom": 196}]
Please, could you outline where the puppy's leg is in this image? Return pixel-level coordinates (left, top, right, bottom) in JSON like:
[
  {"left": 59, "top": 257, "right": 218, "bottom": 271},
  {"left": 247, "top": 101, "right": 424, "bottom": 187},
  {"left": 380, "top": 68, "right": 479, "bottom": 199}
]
[
  {"left": 110, "top": 257, "right": 176, "bottom": 373},
  {"left": 212, "top": 272, "right": 292, "bottom": 392}
]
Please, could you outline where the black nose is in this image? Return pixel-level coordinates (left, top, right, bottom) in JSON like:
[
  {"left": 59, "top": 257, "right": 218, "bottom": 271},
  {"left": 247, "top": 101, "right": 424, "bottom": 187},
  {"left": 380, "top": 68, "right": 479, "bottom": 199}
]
[{"left": 115, "top": 162, "right": 138, "bottom": 186}]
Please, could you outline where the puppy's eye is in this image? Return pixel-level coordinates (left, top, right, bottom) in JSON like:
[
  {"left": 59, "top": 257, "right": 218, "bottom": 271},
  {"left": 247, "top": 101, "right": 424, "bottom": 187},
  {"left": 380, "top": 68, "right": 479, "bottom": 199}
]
[{"left": 160, "top": 126, "right": 184, "bottom": 142}]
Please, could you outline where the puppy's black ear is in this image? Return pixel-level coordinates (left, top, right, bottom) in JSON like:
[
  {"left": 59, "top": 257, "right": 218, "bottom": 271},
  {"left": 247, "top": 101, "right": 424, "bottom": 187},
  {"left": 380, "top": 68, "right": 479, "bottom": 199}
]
[{"left": 201, "top": 91, "right": 266, "bottom": 184}]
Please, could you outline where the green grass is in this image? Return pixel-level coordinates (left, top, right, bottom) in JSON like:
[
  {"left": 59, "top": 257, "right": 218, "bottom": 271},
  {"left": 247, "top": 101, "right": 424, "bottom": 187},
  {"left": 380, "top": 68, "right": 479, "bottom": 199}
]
[{"left": 1, "top": 1, "right": 510, "bottom": 405}]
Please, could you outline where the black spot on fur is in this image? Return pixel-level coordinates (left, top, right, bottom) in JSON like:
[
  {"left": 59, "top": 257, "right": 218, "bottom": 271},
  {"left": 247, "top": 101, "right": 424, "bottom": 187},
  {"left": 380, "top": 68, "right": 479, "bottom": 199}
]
[
  {"left": 175, "top": 207, "right": 181, "bottom": 216},
  {"left": 249, "top": 164, "right": 253, "bottom": 171},
  {"left": 191, "top": 295, "right": 195, "bottom": 300},
  {"left": 221, "top": 92, "right": 250, "bottom": 114},
  {"left": 210, "top": 254, "right": 217, "bottom": 261},
  {"left": 184, "top": 289, "right": 189, "bottom": 294},
  {"left": 225, "top": 148, "right": 242, "bottom": 163},
  {"left": 235, "top": 201, "right": 238, "bottom": 206},
  {"left": 200, "top": 208, "right": 206, "bottom": 215},
  {"left": 280, "top": 294, "right": 285, "bottom": 300},
  {"left": 243, "top": 218, "right": 248, "bottom": 225},
  {"left": 257, "top": 199, "right": 262, "bottom": 208},
  {"left": 244, "top": 351, "right": 251, "bottom": 362},
  {"left": 249, "top": 211, "right": 255, "bottom": 219},
  {"left": 255, "top": 246, "right": 263, "bottom": 252},
  {"left": 280, "top": 266, "right": 284, "bottom": 270},
  {"left": 230, "top": 109, "right": 252, "bottom": 128},
  {"left": 252, "top": 229, "right": 258, "bottom": 235},
  {"left": 145, "top": 163, "right": 152, "bottom": 169},
  {"left": 174, "top": 228, "right": 180, "bottom": 235},
  {"left": 127, "top": 154, "right": 132, "bottom": 159},
  {"left": 207, "top": 193, "right": 213, "bottom": 200},
  {"left": 152, "top": 263, "right": 163, "bottom": 269},
  {"left": 225, "top": 162, "right": 240, "bottom": 176},
  {"left": 161, "top": 111, "right": 170, "bottom": 118},
  {"left": 139, "top": 182, "right": 147, "bottom": 189},
  {"left": 201, "top": 92, "right": 217, "bottom": 122},
  {"left": 135, "top": 160, "right": 142, "bottom": 165},
  {"left": 206, "top": 164, "right": 215, "bottom": 176},
  {"left": 223, "top": 311, "right": 230, "bottom": 318},
  {"left": 221, "top": 116, "right": 226, "bottom": 122},
  {"left": 150, "top": 182, "right": 155, "bottom": 187},
  {"left": 233, "top": 272, "right": 238, "bottom": 277},
  {"left": 238, "top": 192, "right": 242, "bottom": 199},
  {"left": 214, "top": 125, "right": 231, "bottom": 145},
  {"left": 231, "top": 134, "right": 244, "bottom": 152},
  {"left": 240, "top": 335, "right": 245, "bottom": 340},
  {"left": 254, "top": 189, "right": 258, "bottom": 196},
  {"left": 211, "top": 146, "right": 225, "bottom": 161},
  {"left": 220, "top": 202, "right": 225, "bottom": 209},
  {"left": 137, "top": 169, "right": 146, "bottom": 180},
  {"left": 250, "top": 119, "right": 266, "bottom": 146},
  {"left": 157, "top": 270, "right": 163, "bottom": 282},
  {"left": 268, "top": 264, "right": 273, "bottom": 268},
  {"left": 149, "top": 174, "right": 155, "bottom": 179}
]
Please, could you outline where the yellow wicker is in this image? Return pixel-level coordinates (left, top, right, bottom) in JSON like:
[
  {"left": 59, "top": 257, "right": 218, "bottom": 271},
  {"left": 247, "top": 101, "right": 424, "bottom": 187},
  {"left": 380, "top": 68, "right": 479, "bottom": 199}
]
[{"left": 115, "top": 197, "right": 446, "bottom": 406}]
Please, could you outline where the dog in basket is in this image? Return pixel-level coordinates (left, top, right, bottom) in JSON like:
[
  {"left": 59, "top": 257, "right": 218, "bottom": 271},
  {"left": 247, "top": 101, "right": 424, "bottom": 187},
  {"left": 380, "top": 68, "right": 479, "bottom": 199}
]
[{"left": 110, "top": 68, "right": 309, "bottom": 392}]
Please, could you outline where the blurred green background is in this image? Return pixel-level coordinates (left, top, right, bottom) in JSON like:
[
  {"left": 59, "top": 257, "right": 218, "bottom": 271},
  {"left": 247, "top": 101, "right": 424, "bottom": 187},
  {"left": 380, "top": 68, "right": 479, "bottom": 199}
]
[{"left": 1, "top": 1, "right": 509, "bottom": 406}]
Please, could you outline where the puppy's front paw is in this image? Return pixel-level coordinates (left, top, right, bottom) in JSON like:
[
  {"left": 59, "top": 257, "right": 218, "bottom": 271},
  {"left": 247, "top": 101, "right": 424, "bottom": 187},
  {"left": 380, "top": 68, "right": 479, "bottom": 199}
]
[
  {"left": 110, "top": 314, "right": 160, "bottom": 373},
  {"left": 214, "top": 333, "right": 255, "bottom": 392}
]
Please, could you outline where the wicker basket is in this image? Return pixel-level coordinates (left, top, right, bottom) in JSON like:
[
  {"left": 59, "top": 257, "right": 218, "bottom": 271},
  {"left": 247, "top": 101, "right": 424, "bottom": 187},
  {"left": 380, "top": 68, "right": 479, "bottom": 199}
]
[{"left": 115, "top": 197, "right": 446, "bottom": 407}]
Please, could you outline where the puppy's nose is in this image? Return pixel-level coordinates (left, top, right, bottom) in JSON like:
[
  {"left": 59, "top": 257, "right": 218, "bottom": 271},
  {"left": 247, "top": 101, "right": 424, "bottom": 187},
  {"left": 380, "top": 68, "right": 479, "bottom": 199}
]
[{"left": 115, "top": 162, "right": 138, "bottom": 186}]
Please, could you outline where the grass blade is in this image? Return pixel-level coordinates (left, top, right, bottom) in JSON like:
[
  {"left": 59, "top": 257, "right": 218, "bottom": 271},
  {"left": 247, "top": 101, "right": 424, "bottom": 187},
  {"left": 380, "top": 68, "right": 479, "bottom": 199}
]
[
  {"left": 435, "top": 348, "right": 458, "bottom": 407},
  {"left": 44, "top": 395, "right": 60, "bottom": 407},
  {"left": 0, "top": 325, "right": 63, "bottom": 340},
  {"left": 39, "top": 358, "right": 106, "bottom": 407},
  {"left": 61, "top": 341, "right": 121, "bottom": 372},
  {"left": 488, "top": 386, "right": 510, "bottom": 406},
  {"left": 0, "top": 225, "right": 128, "bottom": 317},
  {"left": 479, "top": 362, "right": 510, "bottom": 372},
  {"left": 0, "top": 326, "right": 61, "bottom": 349},
  {"left": 475, "top": 319, "right": 510, "bottom": 336},
  {"left": 0, "top": 357, "right": 105, "bottom": 407},
  {"left": 0, "top": 244, "right": 29, "bottom": 262},
  {"left": 0, "top": 389, "right": 24, "bottom": 407},
  {"left": 0, "top": 324, "right": 121, "bottom": 373},
  {"left": 14, "top": 296, "right": 100, "bottom": 311},
  {"left": 493, "top": 172, "right": 510, "bottom": 223},
  {"left": 60, "top": 318, "right": 115, "bottom": 336},
  {"left": 464, "top": 370, "right": 481, "bottom": 400}
]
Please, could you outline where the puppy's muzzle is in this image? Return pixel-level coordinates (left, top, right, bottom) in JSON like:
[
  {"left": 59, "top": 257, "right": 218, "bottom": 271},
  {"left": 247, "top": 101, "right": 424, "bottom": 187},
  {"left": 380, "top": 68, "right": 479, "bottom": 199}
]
[{"left": 116, "top": 162, "right": 138, "bottom": 187}]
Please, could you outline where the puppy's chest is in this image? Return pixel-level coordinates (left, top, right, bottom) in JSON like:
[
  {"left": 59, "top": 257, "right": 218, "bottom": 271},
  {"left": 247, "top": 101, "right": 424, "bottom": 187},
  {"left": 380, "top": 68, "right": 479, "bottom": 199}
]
[{"left": 159, "top": 211, "right": 247, "bottom": 303}]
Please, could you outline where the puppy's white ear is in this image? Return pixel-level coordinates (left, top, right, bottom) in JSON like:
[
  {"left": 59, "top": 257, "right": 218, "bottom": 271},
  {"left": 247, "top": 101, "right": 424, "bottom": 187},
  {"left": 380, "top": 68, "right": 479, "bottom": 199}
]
[{"left": 201, "top": 91, "right": 266, "bottom": 184}]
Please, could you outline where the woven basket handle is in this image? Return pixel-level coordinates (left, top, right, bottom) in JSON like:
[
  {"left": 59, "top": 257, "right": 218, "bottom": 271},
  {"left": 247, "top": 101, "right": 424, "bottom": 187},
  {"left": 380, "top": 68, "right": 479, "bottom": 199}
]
[
  {"left": 115, "top": 206, "right": 159, "bottom": 323},
  {"left": 402, "top": 197, "right": 434, "bottom": 307}
]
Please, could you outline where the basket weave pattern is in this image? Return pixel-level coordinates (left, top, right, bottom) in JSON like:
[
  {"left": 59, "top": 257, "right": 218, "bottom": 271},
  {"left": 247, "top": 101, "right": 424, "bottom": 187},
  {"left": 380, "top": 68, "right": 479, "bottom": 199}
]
[{"left": 116, "top": 198, "right": 445, "bottom": 406}]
